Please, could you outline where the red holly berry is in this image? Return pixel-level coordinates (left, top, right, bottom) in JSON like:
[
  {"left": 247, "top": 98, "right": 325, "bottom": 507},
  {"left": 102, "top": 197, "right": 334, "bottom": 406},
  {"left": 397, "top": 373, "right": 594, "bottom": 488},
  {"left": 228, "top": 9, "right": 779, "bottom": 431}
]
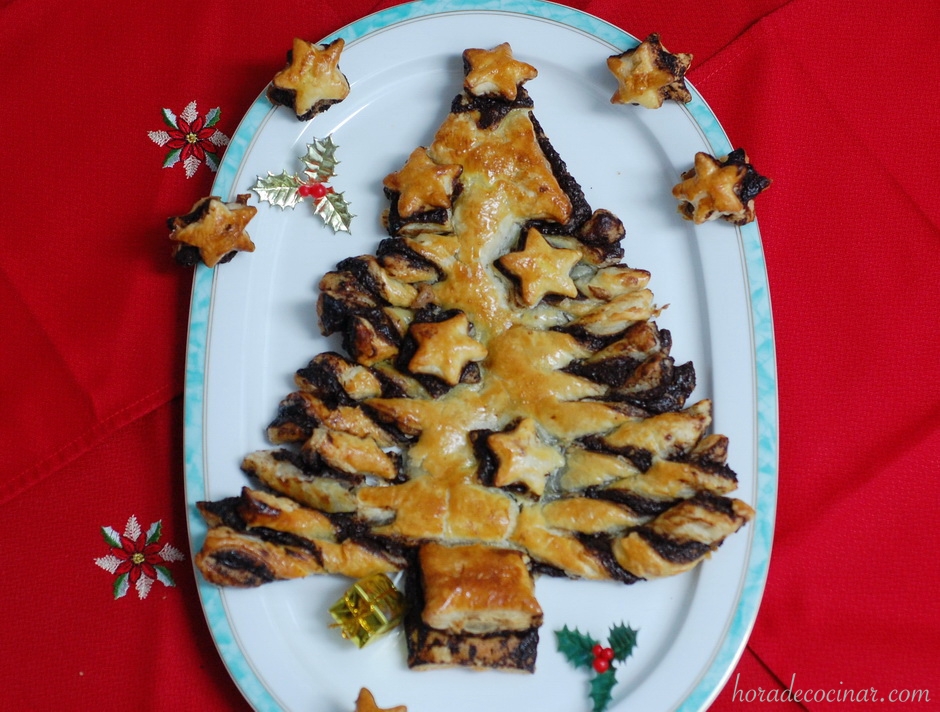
[
  {"left": 299, "top": 182, "right": 329, "bottom": 199},
  {"left": 590, "top": 643, "right": 615, "bottom": 673}
]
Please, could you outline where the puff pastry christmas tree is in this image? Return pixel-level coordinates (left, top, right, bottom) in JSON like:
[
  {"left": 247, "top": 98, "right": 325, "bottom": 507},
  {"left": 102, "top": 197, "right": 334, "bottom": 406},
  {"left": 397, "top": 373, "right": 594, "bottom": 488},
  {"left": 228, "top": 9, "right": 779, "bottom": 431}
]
[{"left": 196, "top": 43, "right": 753, "bottom": 673}]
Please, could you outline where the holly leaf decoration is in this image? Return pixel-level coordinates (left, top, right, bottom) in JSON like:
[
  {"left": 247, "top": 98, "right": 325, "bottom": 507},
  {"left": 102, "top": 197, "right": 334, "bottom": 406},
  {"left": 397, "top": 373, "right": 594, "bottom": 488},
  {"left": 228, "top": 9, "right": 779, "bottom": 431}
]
[
  {"left": 314, "top": 190, "right": 354, "bottom": 233},
  {"left": 160, "top": 107, "right": 178, "bottom": 128},
  {"left": 556, "top": 622, "right": 640, "bottom": 712},
  {"left": 251, "top": 137, "right": 354, "bottom": 233},
  {"left": 302, "top": 135, "right": 340, "bottom": 184},
  {"left": 205, "top": 106, "right": 221, "bottom": 128},
  {"left": 101, "top": 526, "right": 121, "bottom": 548},
  {"left": 145, "top": 520, "right": 163, "bottom": 545},
  {"left": 162, "top": 148, "right": 182, "bottom": 169},
  {"left": 555, "top": 625, "right": 599, "bottom": 670},
  {"left": 155, "top": 565, "right": 176, "bottom": 587},
  {"left": 609, "top": 622, "right": 639, "bottom": 662},
  {"left": 253, "top": 171, "right": 304, "bottom": 209},
  {"left": 113, "top": 573, "right": 130, "bottom": 599},
  {"left": 589, "top": 669, "right": 618, "bottom": 712}
]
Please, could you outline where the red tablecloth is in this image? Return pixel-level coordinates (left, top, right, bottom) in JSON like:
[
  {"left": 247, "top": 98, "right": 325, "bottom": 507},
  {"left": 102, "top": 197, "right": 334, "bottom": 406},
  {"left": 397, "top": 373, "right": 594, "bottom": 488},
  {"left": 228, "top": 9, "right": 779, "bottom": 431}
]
[{"left": 2, "top": 0, "right": 938, "bottom": 709}]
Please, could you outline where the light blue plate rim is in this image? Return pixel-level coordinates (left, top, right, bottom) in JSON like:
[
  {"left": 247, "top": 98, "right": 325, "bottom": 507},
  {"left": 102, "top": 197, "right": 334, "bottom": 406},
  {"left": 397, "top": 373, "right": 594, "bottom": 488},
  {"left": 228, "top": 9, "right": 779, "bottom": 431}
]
[{"left": 183, "top": 1, "right": 779, "bottom": 709}]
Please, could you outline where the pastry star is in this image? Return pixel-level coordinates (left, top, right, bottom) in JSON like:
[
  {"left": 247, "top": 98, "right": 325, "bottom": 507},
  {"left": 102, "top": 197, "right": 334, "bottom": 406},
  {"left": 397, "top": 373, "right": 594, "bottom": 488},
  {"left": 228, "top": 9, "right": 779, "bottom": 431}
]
[
  {"left": 463, "top": 42, "right": 538, "bottom": 101},
  {"left": 168, "top": 195, "right": 257, "bottom": 268},
  {"left": 672, "top": 149, "right": 770, "bottom": 225},
  {"left": 607, "top": 33, "right": 692, "bottom": 109},
  {"left": 269, "top": 37, "right": 350, "bottom": 120},
  {"left": 383, "top": 147, "right": 463, "bottom": 218},
  {"left": 497, "top": 228, "right": 582, "bottom": 306},
  {"left": 488, "top": 418, "right": 565, "bottom": 496},
  {"left": 407, "top": 312, "right": 488, "bottom": 386},
  {"left": 354, "top": 687, "right": 407, "bottom": 712}
]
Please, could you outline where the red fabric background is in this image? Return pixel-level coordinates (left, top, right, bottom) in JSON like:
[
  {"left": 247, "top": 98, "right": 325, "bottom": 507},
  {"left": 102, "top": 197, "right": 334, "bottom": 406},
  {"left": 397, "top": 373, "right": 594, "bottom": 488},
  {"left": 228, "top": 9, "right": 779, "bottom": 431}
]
[{"left": 1, "top": 0, "right": 938, "bottom": 709}]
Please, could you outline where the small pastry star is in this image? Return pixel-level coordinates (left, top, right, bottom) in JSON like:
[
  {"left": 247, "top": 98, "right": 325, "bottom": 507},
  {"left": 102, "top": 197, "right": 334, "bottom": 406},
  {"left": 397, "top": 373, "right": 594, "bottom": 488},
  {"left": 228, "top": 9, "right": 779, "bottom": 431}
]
[
  {"left": 497, "top": 228, "right": 582, "bottom": 306},
  {"left": 354, "top": 687, "right": 407, "bottom": 712},
  {"left": 383, "top": 147, "right": 463, "bottom": 218},
  {"left": 672, "top": 149, "right": 770, "bottom": 225},
  {"left": 168, "top": 195, "right": 257, "bottom": 267},
  {"left": 607, "top": 33, "right": 692, "bottom": 109},
  {"left": 268, "top": 37, "right": 350, "bottom": 120},
  {"left": 407, "top": 312, "right": 488, "bottom": 386},
  {"left": 463, "top": 42, "right": 538, "bottom": 101},
  {"left": 488, "top": 418, "right": 565, "bottom": 496}
]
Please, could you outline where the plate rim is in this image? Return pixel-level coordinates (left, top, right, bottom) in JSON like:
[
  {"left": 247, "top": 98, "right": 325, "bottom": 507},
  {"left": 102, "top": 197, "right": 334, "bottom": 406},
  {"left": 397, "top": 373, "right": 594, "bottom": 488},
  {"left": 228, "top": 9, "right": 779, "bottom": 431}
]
[{"left": 183, "top": 1, "right": 779, "bottom": 709}]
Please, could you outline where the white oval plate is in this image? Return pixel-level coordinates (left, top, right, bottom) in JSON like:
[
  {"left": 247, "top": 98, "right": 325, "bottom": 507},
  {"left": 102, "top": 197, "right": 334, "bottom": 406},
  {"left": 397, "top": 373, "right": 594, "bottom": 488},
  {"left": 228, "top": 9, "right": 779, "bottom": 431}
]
[{"left": 183, "top": 1, "right": 778, "bottom": 710}]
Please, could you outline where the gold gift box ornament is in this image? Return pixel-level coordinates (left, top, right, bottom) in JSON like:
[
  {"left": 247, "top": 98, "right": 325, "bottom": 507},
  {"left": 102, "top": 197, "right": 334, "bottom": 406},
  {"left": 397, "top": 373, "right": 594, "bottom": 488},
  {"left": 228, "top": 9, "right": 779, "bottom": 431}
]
[{"left": 329, "top": 573, "right": 406, "bottom": 647}]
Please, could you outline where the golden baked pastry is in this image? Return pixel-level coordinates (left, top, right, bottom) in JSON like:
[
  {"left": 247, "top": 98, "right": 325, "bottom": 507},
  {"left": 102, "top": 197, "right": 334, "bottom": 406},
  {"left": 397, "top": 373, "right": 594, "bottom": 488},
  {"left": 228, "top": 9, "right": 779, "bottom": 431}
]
[
  {"left": 267, "top": 37, "right": 350, "bottom": 121},
  {"left": 607, "top": 32, "right": 692, "bottom": 109},
  {"left": 194, "top": 486, "right": 404, "bottom": 586},
  {"left": 405, "top": 543, "right": 542, "bottom": 672},
  {"left": 419, "top": 542, "right": 542, "bottom": 634},
  {"left": 195, "top": 43, "right": 754, "bottom": 673},
  {"left": 168, "top": 194, "right": 256, "bottom": 267},
  {"left": 484, "top": 417, "right": 566, "bottom": 497},
  {"left": 463, "top": 42, "right": 538, "bottom": 100},
  {"left": 607, "top": 33, "right": 692, "bottom": 108},
  {"left": 383, "top": 147, "right": 462, "bottom": 220},
  {"left": 354, "top": 688, "right": 407, "bottom": 712},
  {"left": 497, "top": 228, "right": 582, "bottom": 306},
  {"left": 672, "top": 148, "right": 771, "bottom": 225},
  {"left": 405, "top": 311, "right": 488, "bottom": 386}
]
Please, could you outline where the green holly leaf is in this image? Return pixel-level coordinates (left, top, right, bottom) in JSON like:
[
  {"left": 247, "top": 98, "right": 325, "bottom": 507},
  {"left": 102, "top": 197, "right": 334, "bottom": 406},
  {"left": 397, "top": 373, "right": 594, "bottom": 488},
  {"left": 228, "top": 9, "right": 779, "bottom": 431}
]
[
  {"left": 155, "top": 565, "right": 176, "bottom": 588},
  {"left": 205, "top": 107, "right": 221, "bottom": 128},
  {"left": 162, "top": 147, "right": 181, "bottom": 169},
  {"left": 609, "top": 622, "right": 639, "bottom": 662},
  {"left": 253, "top": 171, "right": 304, "bottom": 209},
  {"left": 314, "top": 191, "right": 354, "bottom": 233},
  {"left": 145, "top": 520, "right": 163, "bottom": 545},
  {"left": 161, "top": 108, "right": 177, "bottom": 128},
  {"left": 302, "top": 136, "right": 340, "bottom": 183},
  {"left": 101, "top": 526, "right": 121, "bottom": 548},
  {"left": 589, "top": 669, "right": 618, "bottom": 712},
  {"left": 555, "top": 626, "right": 599, "bottom": 670},
  {"left": 113, "top": 573, "right": 130, "bottom": 599}
]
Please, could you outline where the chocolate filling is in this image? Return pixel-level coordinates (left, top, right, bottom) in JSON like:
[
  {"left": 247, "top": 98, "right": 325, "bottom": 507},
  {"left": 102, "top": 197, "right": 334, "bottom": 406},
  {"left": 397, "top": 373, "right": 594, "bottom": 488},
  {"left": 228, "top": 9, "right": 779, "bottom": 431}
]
[
  {"left": 376, "top": 237, "right": 444, "bottom": 281},
  {"left": 724, "top": 148, "right": 772, "bottom": 203},
  {"left": 576, "top": 534, "right": 642, "bottom": 584},
  {"left": 583, "top": 487, "right": 677, "bottom": 517},
  {"left": 635, "top": 529, "right": 713, "bottom": 564},
  {"left": 266, "top": 394, "right": 321, "bottom": 442},
  {"left": 208, "top": 551, "right": 278, "bottom": 586},
  {"left": 578, "top": 435, "right": 654, "bottom": 472},
  {"left": 450, "top": 86, "right": 535, "bottom": 129},
  {"left": 292, "top": 353, "right": 363, "bottom": 407}
]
